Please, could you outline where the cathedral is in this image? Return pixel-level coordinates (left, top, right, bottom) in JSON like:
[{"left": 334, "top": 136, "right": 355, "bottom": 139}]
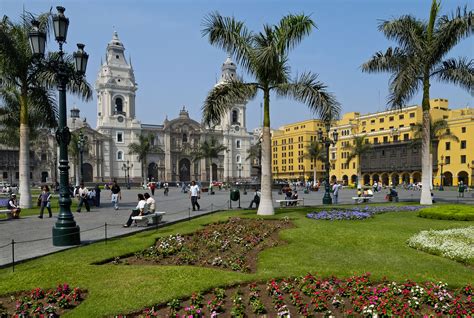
[{"left": 64, "top": 32, "right": 254, "bottom": 185}]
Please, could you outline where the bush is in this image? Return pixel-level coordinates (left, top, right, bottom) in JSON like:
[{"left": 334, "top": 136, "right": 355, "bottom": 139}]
[{"left": 418, "top": 205, "right": 474, "bottom": 221}]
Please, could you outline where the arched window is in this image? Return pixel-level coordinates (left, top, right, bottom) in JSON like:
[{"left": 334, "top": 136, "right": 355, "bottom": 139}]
[
  {"left": 117, "top": 151, "right": 123, "bottom": 161},
  {"left": 231, "top": 109, "right": 239, "bottom": 125},
  {"left": 182, "top": 133, "right": 187, "bottom": 143},
  {"left": 115, "top": 97, "right": 123, "bottom": 113},
  {"left": 236, "top": 154, "right": 241, "bottom": 163},
  {"left": 236, "top": 140, "right": 241, "bottom": 149}
]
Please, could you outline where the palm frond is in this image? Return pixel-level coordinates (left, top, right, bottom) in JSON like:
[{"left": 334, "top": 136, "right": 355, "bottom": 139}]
[
  {"left": 361, "top": 47, "right": 409, "bottom": 74},
  {"left": 274, "top": 72, "right": 340, "bottom": 122},
  {"left": 346, "top": 135, "right": 371, "bottom": 164},
  {"left": 192, "top": 137, "right": 227, "bottom": 162},
  {"left": 275, "top": 14, "right": 316, "bottom": 55},
  {"left": 387, "top": 58, "right": 421, "bottom": 108},
  {"left": 378, "top": 15, "right": 425, "bottom": 53},
  {"left": 431, "top": 57, "right": 474, "bottom": 93},
  {"left": 202, "top": 80, "right": 258, "bottom": 126},
  {"left": 301, "top": 141, "right": 324, "bottom": 162},
  {"left": 201, "top": 12, "right": 254, "bottom": 75}
]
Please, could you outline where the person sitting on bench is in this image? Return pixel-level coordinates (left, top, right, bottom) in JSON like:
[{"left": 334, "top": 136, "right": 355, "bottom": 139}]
[
  {"left": 123, "top": 193, "right": 148, "bottom": 227},
  {"left": 290, "top": 191, "right": 299, "bottom": 206},
  {"left": 144, "top": 192, "right": 156, "bottom": 213},
  {"left": 7, "top": 194, "right": 21, "bottom": 219},
  {"left": 387, "top": 188, "right": 398, "bottom": 202}
]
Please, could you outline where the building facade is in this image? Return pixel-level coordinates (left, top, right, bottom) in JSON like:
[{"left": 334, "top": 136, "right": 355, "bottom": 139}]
[{"left": 271, "top": 99, "right": 474, "bottom": 187}]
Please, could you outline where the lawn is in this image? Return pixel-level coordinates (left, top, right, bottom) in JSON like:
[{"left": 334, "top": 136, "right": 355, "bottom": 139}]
[
  {"left": 418, "top": 204, "right": 474, "bottom": 221},
  {"left": 0, "top": 205, "right": 472, "bottom": 317}
]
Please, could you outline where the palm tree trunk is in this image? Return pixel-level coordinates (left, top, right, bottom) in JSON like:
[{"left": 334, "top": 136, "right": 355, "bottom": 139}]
[
  {"left": 420, "top": 80, "right": 433, "bottom": 205},
  {"left": 18, "top": 93, "right": 32, "bottom": 208},
  {"left": 357, "top": 154, "right": 362, "bottom": 189},
  {"left": 209, "top": 159, "right": 213, "bottom": 188},
  {"left": 429, "top": 153, "right": 433, "bottom": 190},
  {"left": 75, "top": 161, "right": 80, "bottom": 186},
  {"left": 257, "top": 88, "right": 274, "bottom": 215},
  {"left": 313, "top": 166, "right": 317, "bottom": 187}
]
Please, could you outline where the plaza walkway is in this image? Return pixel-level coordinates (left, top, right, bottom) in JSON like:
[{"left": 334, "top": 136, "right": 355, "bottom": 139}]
[{"left": 0, "top": 186, "right": 472, "bottom": 267}]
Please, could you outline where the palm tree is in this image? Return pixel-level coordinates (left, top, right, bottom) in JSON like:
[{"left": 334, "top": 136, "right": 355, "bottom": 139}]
[
  {"left": 411, "top": 118, "right": 459, "bottom": 189},
  {"left": 128, "top": 133, "right": 160, "bottom": 185},
  {"left": 192, "top": 137, "right": 227, "bottom": 187},
  {"left": 68, "top": 130, "right": 88, "bottom": 186},
  {"left": 246, "top": 140, "right": 262, "bottom": 182},
  {"left": 0, "top": 14, "right": 91, "bottom": 208},
  {"left": 362, "top": 0, "right": 473, "bottom": 204},
  {"left": 346, "top": 135, "right": 372, "bottom": 189},
  {"left": 202, "top": 13, "right": 340, "bottom": 215},
  {"left": 301, "top": 141, "right": 325, "bottom": 187}
]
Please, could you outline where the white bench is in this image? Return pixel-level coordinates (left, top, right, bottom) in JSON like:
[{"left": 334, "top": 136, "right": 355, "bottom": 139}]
[
  {"left": 276, "top": 199, "right": 304, "bottom": 207},
  {"left": 352, "top": 196, "right": 374, "bottom": 204},
  {"left": 132, "top": 211, "right": 166, "bottom": 227},
  {"left": 0, "top": 209, "right": 12, "bottom": 219}
]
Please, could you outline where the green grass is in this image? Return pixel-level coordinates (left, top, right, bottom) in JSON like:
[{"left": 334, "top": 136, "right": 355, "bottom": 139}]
[
  {"left": 418, "top": 204, "right": 474, "bottom": 221},
  {"left": 0, "top": 205, "right": 473, "bottom": 317}
]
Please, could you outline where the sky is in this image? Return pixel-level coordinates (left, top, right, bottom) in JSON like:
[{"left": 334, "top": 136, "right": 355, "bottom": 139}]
[{"left": 1, "top": 0, "right": 472, "bottom": 131}]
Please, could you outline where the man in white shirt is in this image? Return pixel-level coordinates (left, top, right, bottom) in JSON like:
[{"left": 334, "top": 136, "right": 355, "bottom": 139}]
[
  {"left": 144, "top": 192, "right": 156, "bottom": 213},
  {"left": 189, "top": 180, "right": 200, "bottom": 211},
  {"left": 76, "top": 183, "right": 90, "bottom": 212}
]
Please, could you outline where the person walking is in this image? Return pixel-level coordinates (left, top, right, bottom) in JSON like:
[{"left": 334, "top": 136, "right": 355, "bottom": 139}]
[
  {"left": 163, "top": 182, "right": 169, "bottom": 196},
  {"left": 123, "top": 193, "right": 148, "bottom": 227},
  {"left": 248, "top": 188, "right": 261, "bottom": 209},
  {"left": 149, "top": 182, "right": 156, "bottom": 196},
  {"left": 94, "top": 184, "right": 101, "bottom": 207},
  {"left": 458, "top": 181, "right": 465, "bottom": 198},
  {"left": 110, "top": 180, "right": 122, "bottom": 210},
  {"left": 332, "top": 183, "right": 341, "bottom": 204},
  {"left": 144, "top": 192, "right": 156, "bottom": 213},
  {"left": 76, "top": 183, "right": 90, "bottom": 212},
  {"left": 38, "top": 185, "right": 52, "bottom": 218},
  {"left": 189, "top": 180, "right": 200, "bottom": 211}
]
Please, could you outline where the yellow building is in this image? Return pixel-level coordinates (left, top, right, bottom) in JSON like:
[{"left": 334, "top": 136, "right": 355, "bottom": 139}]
[{"left": 271, "top": 99, "right": 474, "bottom": 187}]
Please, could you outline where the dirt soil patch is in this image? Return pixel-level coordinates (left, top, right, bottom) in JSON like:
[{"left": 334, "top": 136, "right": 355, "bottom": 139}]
[{"left": 107, "top": 217, "right": 293, "bottom": 273}]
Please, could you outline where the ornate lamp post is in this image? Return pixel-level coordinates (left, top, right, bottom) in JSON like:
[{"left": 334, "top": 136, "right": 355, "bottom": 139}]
[
  {"left": 122, "top": 160, "right": 133, "bottom": 189},
  {"left": 439, "top": 155, "right": 445, "bottom": 191},
  {"left": 77, "top": 131, "right": 85, "bottom": 183},
  {"left": 29, "top": 6, "right": 89, "bottom": 246},
  {"left": 318, "top": 122, "right": 338, "bottom": 205}
]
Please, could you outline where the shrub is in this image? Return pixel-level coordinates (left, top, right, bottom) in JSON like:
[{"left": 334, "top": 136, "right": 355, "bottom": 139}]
[{"left": 418, "top": 205, "right": 474, "bottom": 221}]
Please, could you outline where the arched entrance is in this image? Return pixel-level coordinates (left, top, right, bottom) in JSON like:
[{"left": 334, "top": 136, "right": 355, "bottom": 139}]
[
  {"left": 391, "top": 173, "right": 399, "bottom": 186},
  {"left": 331, "top": 175, "right": 337, "bottom": 183},
  {"left": 372, "top": 174, "right": 380, "bottom": 184},
  {"left": 148, "top": 162, "right": 158, "bottom": 181},
  {"left": 211, "top": 163, "right": 218, "bottom": 181},
  {"left": 363, "top": 174, "right": 370, "bottom": 185},
  {"left": 82, "top": 163, "right": 93, "bottom": 182},
  {"left": 402, "top": 173, "right": 410, "bottom": 184},
  {"left": 443, "top": 171, "right": 453, "bottom": 186},
  {"left": 41, "top": 171, "right": 48, "bottom": 183},
  {"left": 457, "top": 171, "right": 468, "bottom": 186},
  {"left": 342, "top": 175, "right": 348, "bottom": 185},
  {"left": 381, "top": 173, "right": 389, "bottom": 186},
  {"left": 351, "top": 175, "right": 357, "bottom": 185},
  {"left": 412, "top": 172, "right": 421, "bottom": 184},
  {"left": 179, "top": 158, "right": 191, "bottom": 182}
]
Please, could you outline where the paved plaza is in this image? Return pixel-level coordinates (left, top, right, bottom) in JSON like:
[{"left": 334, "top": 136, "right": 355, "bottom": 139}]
[{"left": 0, "top": 186, "right": 472, "bottom": 267}]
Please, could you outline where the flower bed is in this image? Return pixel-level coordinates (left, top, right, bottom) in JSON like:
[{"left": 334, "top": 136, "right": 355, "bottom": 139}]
[
  {"left": 307, "top": 205, "right": 423, "bottom": 221},
  {"left": 108, "top": 217, "right": 292, "bottom": 273},
  {"left": 0, "top": 284, "right": 85, "bottom": 317},
  {"left": 116, "top": 273, "right": 473, "bottom": 317},
  {"left": 407, "top": 226, "right": 474, "bottom": 264}
]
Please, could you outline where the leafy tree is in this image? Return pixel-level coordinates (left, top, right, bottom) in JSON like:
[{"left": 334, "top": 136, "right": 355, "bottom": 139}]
[
  {"left": 192, "top": 137, "right": 227, "bottom": 187},
  {"left": 0, "top": 13, "right": 92, "bottom": 207},
  {"left": 128, "top": 133, "right": 161, "bottom": 185},
  {"left": 300, "top": 141, "right": 325, "bottom": 186},
  {"left": 346, "top": 136, "right": 372, "bottom": 188},
  {"left": 362, "top": 1, "right": 473, "bottom": 204},
  {"left": 246, "top": 140, "right": 262, "bottom": 182},
  {"left": 202, "top": 12, "right": 340, "bottom": 215}
]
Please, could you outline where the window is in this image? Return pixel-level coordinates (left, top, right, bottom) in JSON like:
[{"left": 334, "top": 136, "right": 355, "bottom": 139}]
[
  {"left": 461, "top": 155, "right": 466, "bottom": 164},
  {"left": 445, "top": 142, "right": 450, "bottom": 150},
  {"left": 231, "top": 109, "right": 239, "bottom": 125},
  {"left": 389, "top": 116, "right": 394, "bottom": 121},
  {"left": 236, "top": 140, "right": 241, "bottom": 149},
  {"left": 182, "top": 133, "right": 187, "bottom": 143},
  {"left": 115, "top": 97, "right": 123, "bottom": 113},
  {"left": 353, "top": 162, "right": 355, "bottom": 169},
  {"left": 374, "top": 137, "right": 378, "bottom": 144},
  {"left": 371, "top": 129, "right": 375, "bottom": 132},
  {"left": 2, "top": 172, "right": 7, "bottom": 179},
  {"left": 362, "top": 121, "right": 366, "bottom": 126},
  {"left": 399, "top": 124, "right": 404, "bottom": 128},
  {"left": 383, "top": 136, "right": 388, "bottom": 143},
  {"left": 41, "top": 153, "right": 47, "bottom": 161},
  {"left": 370, "top": 119, "right": 375, "bottom": 124},
  {"left": 403, "top": 133, "right": 409, "bottom": 141},
  {"left": 399, "top": 114, "right": 404, "bottom": 120},
  {"left": 116, "top": 132, "right": 123, "bottom": 143},
  {"left": 236, "top": 155, "right": 241, "bottom": 163},
  {"left": 393, "top": 135, "right": 399, "bottom": 142},
  {"left": 379, "top": 118, "right": 384, "bottom": 123},
  {"left": 445, "top": 156, "right": 450, "bottom": 164},
  {"left": 461, "top": 127, "right": 466, "bottom": 133},
  {"left": 409, "top": 112, "right": 415, "bottom": 118},
  {"left": 117, "top": 151, "right": 123, "bottom": 161},
  {"left": 381, "top": 150, "right": 385, "bottom": 156},
  {"left": 460, "top": 140, "right": 466, "bottom": 149}
]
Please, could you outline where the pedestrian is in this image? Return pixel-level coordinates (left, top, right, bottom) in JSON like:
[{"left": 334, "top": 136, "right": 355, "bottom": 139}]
[
  {"left": 7, "top": 194, "right": 21, "bottom": 219},
  {"left": 458, "top": 181, "right": 465, "bottom": 198},
  {"left": 144, "top": 192, "right": 156, "bottom": 213},
  {"left": 332, "top": 183, "right": 341, "bottom": 204},
  {"left": 38, "top": 185, "right": 52, "bottom": 218},
  {"left": 123, "top": 193, "right": 148, "bottom": 227},
  {"left": 149, "top": 182, "right": 156, "bottom": 196},
  {"left": 94, "top": 184, "right": 101, "bottom": 207},
  {"left": 76, "top": 183, "right": 90, "bottom": 212},
  {"left": 163, "top": 182, "right": 169, "bottom": 196},
  {"left": 248, "top": 188, "right": 261, "bottom": 209},
  {"left": 110, "top": 180, "right": 122, "bottom": 210},
  {"left": 189, "top": 180, "right": 200, "bottom": 211}
]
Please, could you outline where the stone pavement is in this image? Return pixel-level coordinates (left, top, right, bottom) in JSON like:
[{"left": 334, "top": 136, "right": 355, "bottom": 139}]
[{"left": 0, "top": 186, "right": 472, "bottom": 267}]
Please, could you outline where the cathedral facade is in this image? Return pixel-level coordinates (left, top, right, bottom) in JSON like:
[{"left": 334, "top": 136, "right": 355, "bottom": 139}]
[{"left": 66, "top": 32, "right": 253, "bottom": 185}]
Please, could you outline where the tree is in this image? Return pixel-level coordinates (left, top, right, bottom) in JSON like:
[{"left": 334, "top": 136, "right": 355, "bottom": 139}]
[
  {"left": 301, "top": 141, "right": 325, "bottom": 186},
  {"left": 0, "top": 14, "right": 92, "bottom": 208},
  {"left": 128, "top": 133, "right": 160, "bottom": 185},
  {"left": 202, "top": 12, "right": 340, "bottom": 215},
  {"left": 192, "top": 137, "right": 227, "bottom": 187},
  {"left": 346, "top": 135, "right": 372, "bottom": 189},
  {"left": 68, "top": 130, "right": 88, "bottom": 186},
  {"left": 411, "top": 118, "right": 459, "bottom": 188},
  {"left": 246, "top": 140, "right": 262, "bottom": 182},
  {"left": 362, "top": 1, "right": 473, "bottom": 204}
]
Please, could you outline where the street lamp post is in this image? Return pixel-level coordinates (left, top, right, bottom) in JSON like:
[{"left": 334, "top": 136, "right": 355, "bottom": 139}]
[
  {"left": 29, "top": 7, "right": 89, "bottom": 246},
  {"left": 77, "top": 131, "right": 85, "bottom": 183},
  {"left": 318, "top": 122, "right": 338, "bottom": 205},
  {"left": 122, "top": 160, "right": 133, "bottom": 189},
  {"left": 439, "top": 155, "right": 445, "bottom": 191}
]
